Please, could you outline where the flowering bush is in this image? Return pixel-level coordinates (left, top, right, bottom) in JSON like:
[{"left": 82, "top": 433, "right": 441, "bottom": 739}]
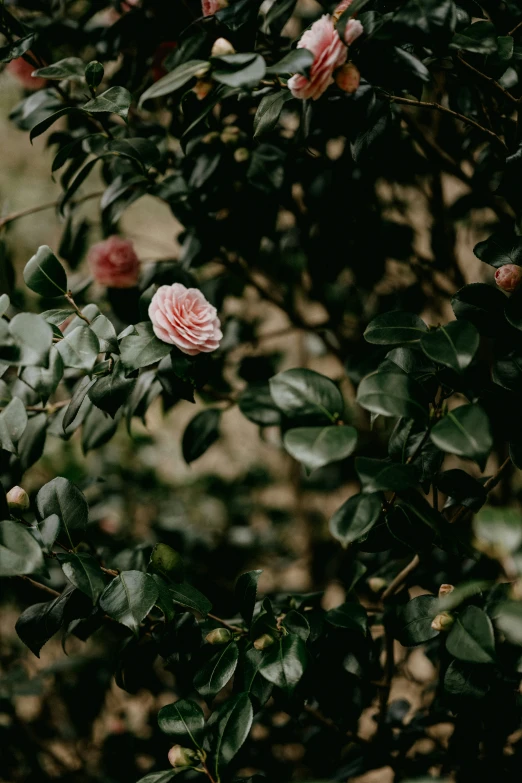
[{"left": 2, "top": 1, "right": 522, "bottom": 782}]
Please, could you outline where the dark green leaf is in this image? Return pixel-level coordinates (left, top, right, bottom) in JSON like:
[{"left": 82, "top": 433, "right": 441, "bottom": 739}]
[
  {"left": 364, "top": 312, "right": 428, "bottom": 345},
  {"left": 0, "top": 33, "right": 37, "bottom": 63},
  {"left": 269, "top": 368, "right": 343, "bottom": 423},
  {"left": 329, "top": 492, "right": 382, "bottom": 547},
  {"left": 0, "top": 520, "right": 45, "bottom": 576},
  {"left": 213, "top": 53, "right": 266, "bottom": 88},
  {"left": 283, "top": 425, "right": 357, "bottom": 474},
  {"left": 36, "top": 476, "right": 89, "bottom": 542},
  {"left": 450, "top": 21, "right": 498, "bottom": 53},
  {"left": 32, "top": 58, "right": 85, "bottom": 80},
  {"left": 355, "top": 457, "right": 419, "bottom": 493},
  {"left": 211, "top": 692, "right": 253, "bottom": 778},
  {"left": 57, "top": 552, "right": 107, "bottom": 602},
  {"left": 139, "top": 61, "right": 209, "bottom": 106},
  {"left": 194, "top": 641, "right": 239, "bottom": 698},
  {"left": 473, "top": 231, "right": 522, "bottom": 269},
  {"left": 157, "top": 699, "right": 205, "bottom": 747},
  {"left": 235, "top": 570, "right": 262, "bottom": 627},
  {"left": 326, "top": 602, "right": 367, "bottom": 634},
  {"left": 356, "top": 371, "right": 429, "bottom": 422},
  {"left": 23, "top": 245, "right": 67, "bottom": 297},
  {"left": 253, "top": 91, "right": 294, "bottom": 139},
  {"left": 120, "top": 322, "right": 171, "bottom": 370},
  {"left": 0, "top": 397, "right": 27, "bottom": 454},
  {"left": 420, "top": 320, "right": 479, "bottom": 373},
  {"left": 56, "top": 326, "right": 100, "bottom": 371},
  {"left": 446, "top": 605, "right": 495, "bottom": 663},
  {"left": 430, "top": 404, "right": 493, "bottom": 467},
  {"left": 182, "top": 409, "right": 221, "bottom": 464},
  {"left": 395, "top": 595, "right": 439, "bottom": 647},
  {"left": 266, "top": 48, "right": 313, "bottom": 76},
  {"left": 99, "top": 570, "right": 159, "bottom": 635},
  {"left": 259, "top": 634, "right": 307, "bottom": 692},
  {"left": 169, "top": 582, "right": 212, "bottom": 615},
  {"left": 83, "top": 86, "right": 132, "bottom": 121}
]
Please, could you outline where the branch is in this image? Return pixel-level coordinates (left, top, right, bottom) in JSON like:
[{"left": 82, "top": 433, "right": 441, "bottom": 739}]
[
  {"left": 509, "top": 20, "right": 522, "bottom": 37},
  {"left": 0, "top": 190, "right": 103, "bottom": 231},
  {"left": 207, "top": 613, "right": 244, "bottom": 633},
  {"left": 457, "top": 53, "right": 518, "bottom": 106},
  {"left": 384, "top": 92, "right": 508, "bottom": 151}
]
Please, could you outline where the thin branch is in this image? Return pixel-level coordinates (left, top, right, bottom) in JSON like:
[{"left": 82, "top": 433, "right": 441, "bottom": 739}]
[
  {"left": 508, "top": 20, "right": 522, "bottom": 37},
  {"left": 0, "top": 190, "right": 103, "bottom": 230},
  {"left": 457, "top": 53, "right": 518, "bottom": 106},
  {"left": 384, "top": 92, "right": 508, "bottom": 151},
  {"left": 207, "top": 613, "right": 244, "bottom": 633},
  {"left": 18, "top": 575, "right": 60, "bottom": 598},
  {"left": 381, "top": 555, "right": 420, "bottom": 603}
]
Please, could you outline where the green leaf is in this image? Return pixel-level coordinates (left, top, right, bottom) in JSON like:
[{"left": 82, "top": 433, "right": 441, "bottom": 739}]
[
  {"left": 99, "top": 570, "right": 159, "bottom": 635},
  {"left": 149, "top": 543, "right": 184, "bottom": 581},
  {"left": 450, "top": 21, "right": 498, "bottom": 54},
  {"left": 20, "top": 346, "right": 64, "bottom": 403},
  {"left": 120, "top": 322, "right": 171, "bottom": 370},
  {"left": 473, "top": 507, "right": 522, "bottom": 556},
  {"left": 266, "top": 48, "right": 313, "bottom": 76},
  {"left": 32, "top": 57, "right": 85, "bottom": 80},
  {"left": 269, "top": 368, "right": 343, "bottom": 423},
  {"left": 56, "top": 326, "right": 100, "bottom": 371},
  {"left": 135, "top": 772, "right": 178, "bottom": 783},
  {"left": 452, "top": 283, "right": 506, "bottom": 337},
  {"left": 85, "top": 60, "right": 104, "bottom": 89},
  {"left": 283, "top": 425, "right": 357, "bottom": 474},
  {"left": 395, "top": 595, "right": 439, "bottom": 647},
  {"left": 169, "top": 582, "right": 212, "bottom": 615},
  {"left": 356, "top": 371, "right": 428, "bottom": 422},
  {"left": 38, "top": 514, "right": 61, "bottom": 553},
  {"left": 0, "top": 294, "right": 10, "bottom": 317},
  {"left": 238, "top": 384, "right": 281, "bottom": 425},
  {"left": 259, "top": 634, "right": 307, "bottom": 692},
  {"left": 36, "top": 477, "right": 89, "bottom": 544},
  {"left": 57, "top": 552, "right": 107, "bottom": 602},
  {"left": 444, "top": 659, "right": 489, "bottom": 699},
  {"left": 83, "top": 86, "right": 132, "bottom": 121},
  {"left": 420, "top": 320, "right": 479, "bottom": 373},
  {"left": 355, "top": 457, "right": 419, "bottom": 493},
  {"left": 213, "top": 53, "right": 266, "bottom": 88},
  {"left": 329, "top": 492, "right": 382, "bottom": 547},
  {"left": 7, "top": 313, "right": 52, "bottom": 367},
  {"left": 364, "top": 312, "right": 428, "bottom": 345},
  {"left": 89, "top": 364, "right": 136, "bottom": 418},
  {"left": 211, "top": 692, "right": 253, "bottom": 778},
  {"left": 193, "top": 641, "right": 239, "bottom": 697},
  {"left": 157, "top": 699, "right": 205, "bottom": 747},
  {"left": 182, "top": 409, "right": 221, "bottom": 464},
  {"left": 430, "top": 404, "right": 493, "bottom": 467},
  {"left": 494, "top": 600, "right": 522, "bottom": 645},
  {"left": 0, "top": 520, "right": 45, "bottom": 576},
  {"left": 446, "top": 605, "right": 495, "bottom": 663},
  {"left": 15, "top": 592, "right": 69, "bottom": 657},
  {"left": 473, "top": 231, "right": 522, "bottom": 269},
  {"left": 139, "top": 60, "right": 209, "bottom": 106},
  {"left": 30, "top": 106, "right": 83, "bottom": 143},
  {"left": 253, "top": 91, "right": 294, "bottom": 140},
  {"left": 0, "top": 397, "right": 27, "bottom": 453},
  {"left": 326, "top": 602, "right": 367, "bottom": 634},
  {"left": 235, "top": 570, "right": 262, "bottom": 627},
  {"left": 282, "top": 610, "right": 310, "bottom": 641},
  {"left": 0, "top": 33, "right": 37, "bottom": 63},
  {"left": 23, "top": 245, "right": 67, "bottom": 297}
]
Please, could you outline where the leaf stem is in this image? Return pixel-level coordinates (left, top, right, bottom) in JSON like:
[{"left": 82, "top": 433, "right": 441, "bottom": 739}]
[{"left": 207, "top": 613, "right": 244, "bottom": 633}]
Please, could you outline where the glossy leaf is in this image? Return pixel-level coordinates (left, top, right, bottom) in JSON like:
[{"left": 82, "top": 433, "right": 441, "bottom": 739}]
[
  {"left": 57, "top": 552, "right": 107, "bottom": 602},
  {"left": 157, "top": 699, "right": 205, "bottom": 747},
  {"left": 139, "top": 60, "right": 209, "bottom": 106},
  {"left": 356, "top": 371, "right": 428, "bottom": 422},
  {"left": 182, "top": 409, "right": 221, "bottom": 464},
  {"left": 269, "top": 368, "right": 343, "bottom": 423},
  {"left": 364, "top": 312, "right": 428, "bottom": 344},
  {"left": 395, "top": 595, "right": 439, "bottom": 647},
  {"left": 193, "top": 641, "right": 239, "bottom": 697},
  {"left": 23, "top": 246, "right": 67, "bottom": 297},
  {"left": 235, "top": 570, "right": 262, "bottom": 627},
  {"left": 0, "top": 520, "right": 45, "bottom": 577},
  {"left": 259, "top": 633, "right": 307, "bottom": 693},
  {"left": 83, "top": 86, "right": 132, "bottom": 120},
  {"left": 420, "top": 320, "right": 479, "bottom": 373},
  {"left": 430, "top": 404, "right": 493, "bottom": 466},
  {"left": 283, "top": 425, "right": 357, "bottom": 474},
  {"left": 99, "top": 570, "right": 159, "bottom": 635},
  {"left": 446, "top": 605, "right": 495, "bottom": 664}
]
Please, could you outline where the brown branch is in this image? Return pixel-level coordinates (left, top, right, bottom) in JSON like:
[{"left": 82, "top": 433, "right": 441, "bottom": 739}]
[
  {"left": 384, "top": 92, "right": 508, "bottom": 151},
  {"left": 18, "top": 575, "right": 60, "bottom": 598},
  {"left": 207, "top": 613, "right": 244, "bottom": 633},
  {"left": 380, "top": 555, "right": 420, "bottom": 603},
  {"left": 508, "top": 20, "right": 522, "bottom": 37},
  {"left": 457, "top": 53, "right": 518, "bottom": 106},
  {"left": 0, "top": 190, "right": 103, "bottom": 230}
]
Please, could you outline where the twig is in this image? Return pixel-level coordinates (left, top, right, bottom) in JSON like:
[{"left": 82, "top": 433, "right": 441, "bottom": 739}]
[
  {"left": 380, "top": 555, "right": 420, "bottom": 603},
  {"left": 384, "top": 92, "right": 508, "bottom": 151},
  {"left": 207, "top": 613, "right": 244, "bottom": 633},
  {"left": 18, "top": 575, "right": 60, "bottom": 598},
  {"left": 65, "top": 292, "right": 91, "bottom": 325},
  {"left": 0, "top": 190, "right": 103, "bottom": 230},
  {"left": 508, "top": 20, "right": 522, "bottom": 37},
  {"left": 457, "top": 53, "right": 517, "bottom": 106}
]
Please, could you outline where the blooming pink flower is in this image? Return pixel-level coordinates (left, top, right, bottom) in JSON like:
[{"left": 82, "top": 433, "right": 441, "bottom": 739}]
[
  {"left": 288, "top": 15, "right": 347, "bottom": 101},
  {"left": 88, "top": 235, "right": 140, "bottom": 288},
  {"left": 495, "top": 264, "right": 522, "bottom": 293},
  {"left": 149, "top": 283, "right": 222, "bottom": 355},
  {"left": 343, "top": 19, "right": 364, "bottom": 45},
  {"left": 7, "top": 57, "right": 46, "bottom": 90},
  {"left": 335, "top": 62, "right": 360, "bottom": 93},
  {"left": 202, "top": 0, "right": 228, "bottom": 16}
]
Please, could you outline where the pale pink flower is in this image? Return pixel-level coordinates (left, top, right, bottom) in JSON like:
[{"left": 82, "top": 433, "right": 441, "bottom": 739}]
[
  {"left": 288, "top": 15, "right": 348, "bottom": 101},
  {"left": 149, "top": 283, "right": 222, "bottom": 355},
  {"left": 88, "top": 235, "right": 140, "bottom": 288},
  {"left": 495, "top": 264, "right": 522, "bottom": 293},
  {"left": 333, "top": 0, "right": 353, "bottom": 21},
  {"left": 7, "top": 57, "right": 46, "bottom": 90},
  {"left": 343, "top": 19, "right": 364, "bottom": 45},
  {"left": 335, "top": 62, "right": 360, "bottom": 93},
  {"left": 202, "top": 0, "right": 228, "bottom": 16}
]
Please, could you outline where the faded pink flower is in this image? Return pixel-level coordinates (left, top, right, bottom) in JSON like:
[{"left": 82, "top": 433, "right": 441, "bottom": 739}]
[
  {"left": 335, "top": 62, "right": 360, "bottom": 93},
  {"left": 7, "top": 57, "right": 46, "bottom": 90},
  {"left": 202, "top": 0, "right": 228, "bottom": 16},
  {"left": 343, "top": 18, "right": 364, "bottom": 45},
  {"left": 495, "top": 264, "right": 522, "bottom": 293},
  {"left": 88, "top": 235, "right": 140, "bottom": 288},
  {"left": 333, "top": 0, "right": 353, "bottom": 21},
  {"left": 288, "top": 15, "right": 347, "bottom": 101},
  {"left": 149, "top": 283, "right": 222, "bottom": 355}
]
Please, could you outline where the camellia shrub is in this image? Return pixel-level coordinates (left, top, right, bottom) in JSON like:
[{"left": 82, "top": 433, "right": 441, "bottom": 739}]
[{"left": 3, "top": 0, "right": 522, "bottom": 781}]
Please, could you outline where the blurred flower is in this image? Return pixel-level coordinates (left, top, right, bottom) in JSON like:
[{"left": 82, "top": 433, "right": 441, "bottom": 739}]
[
  {"left": 7, "top": 486, "right": 30, "bottom": 511},
  {"left": 88, "top": 235, "right": 140, "bottom": 288},
  {"left": 431, "top": 611, "right": 455, "bottom": 632},
  {"left": 168, "top": 745, "right": 199, "bottom": 768},
  {"left": 149, "top": 283, "right": 222, "bottom": 355},
  {"left": 495, "top": 264, "right": 522, "bottom": 293},
  {"left": 343, "top": 19, "right": 364, "bottom": 45},
  {"left": 288, "top": 15, "right": 347, "bottom": 101},
  {"left": 333, "top": 0, "right": 353, "bottom": 21},
  {"left": 7, "top": 57, "right": 46, "bottom": 90},
  {"left": 335, "top": 62, "right": 360, "bottom": 93},
  {"left": 211, "top": 37, "right": 235, "bottom": 56},
  {"left": 438, "top": 583, "right": 454, "bottom": 598},
  {"left": 202, "top": 0, "right": 228, "bottom": 16}
]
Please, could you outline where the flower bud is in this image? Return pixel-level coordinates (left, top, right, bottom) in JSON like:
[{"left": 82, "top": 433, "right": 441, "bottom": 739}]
[
  {"left": 438, "top": 584, "right": 454, "bottom": 598},
  {"left": 168, "top": 745, "right": 199, "bottom": 768},
  {"left": 254, "top": 633, "right": 275, "bottom": 650},
  {"left": 194, "top": 63, "right": 211, "bottom": 79},
  {"left": 335, "top": 63, "right": 360, "bottom": 94},
  {"left": 220, "top": 125, "right": 240, "bottom": 145},
  {"left": 495, "top": 264, "right": 522, "bottom": 293},
  {"left": 234, "top": 147, "right": 250, "bottom": 163},
  {"left": 85, "top": 60, "right": 104, "bottom": 91},
  {"left": 367, "top": 577, "right": 387, "bottom": 594},
  {"left": 7, "top": 486, "right": 30, "bottom": 511},
  {"left": 431, "top": 611, "right": 455, "bottom": 632},
  {"left": 193, "top": 79, "right": 213, "bottom": 100},
  {"left": 211, "top": 38, "right": 236, "bottom": 57},
  {"left": 206, "top": 627, "right": 233, "bottom": 645}
]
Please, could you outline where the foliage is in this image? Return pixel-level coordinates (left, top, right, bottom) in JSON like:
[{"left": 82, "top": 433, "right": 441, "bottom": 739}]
[{"left": 2, "top": 1, "right": 522, "bottom": 782}]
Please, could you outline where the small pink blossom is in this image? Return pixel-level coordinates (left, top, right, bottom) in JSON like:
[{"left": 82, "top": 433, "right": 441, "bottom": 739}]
[
  {"left": 288, "top": 15, "right": 347, "bottom": 101},
  {"left": 335, "top": 62, "right": 360, "bottom": 94},
  {"left": 333, "top": 0, "right": 353, "bottom": 21},
  {"left": 343, "top": 19, "right": 364, "bottom": 45},
  {"left": 88, "top": 235, "right": 140, "bottom": 288},
  {"left": 7, "top": 57, "right": 46, "bottom": 90},
  {"left": 202, "top": 0, "right": 228, "bottom": 16},
  {"left": 495, "top": 264, "right": 522, "bottom": 293},
  {"left": 149, "top": 283, "right": 222, "bottom": 355}
]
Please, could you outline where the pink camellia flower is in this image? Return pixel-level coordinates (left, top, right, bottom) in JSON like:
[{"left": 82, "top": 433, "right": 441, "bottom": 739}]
[
  {"left": 202, "top": 0, "right": 228, "bottom": 16},
  {"left": 495, "top": 264, "right": 522, "bottom": 293},
  {"left": 88, "top": 235, "right": 140, "bottom": 288},
  {"left": 333, "top": 0, "right": 353, "bottom": 21},
  {"left": 7, "top": 57, "right": 46, "bottom": 90},
  {"left": 149, "top": 283, "right": 222, "bottom": 355},
  {"left": 335, "top": 62, "right": 360, "bottom": 93},
  {"left": 288, "top": 15, "right": 348, "bottom": 101},
  {"left": 343, "top": 18, "right": 364, "bottom": 45}
]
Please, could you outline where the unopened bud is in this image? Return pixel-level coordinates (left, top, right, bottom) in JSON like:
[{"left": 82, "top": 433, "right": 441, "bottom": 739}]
[
  {"left": 234, "top": 147, "right": 250, "bottom": 163},
  {"left": 438, "top": 584, "right": 454, "bottom": 598},
  {"left": 194, "top": 63, "right": 211, "bottom": 80},
  {"left": 335, "top": 63, "right": 360, "bottom": 94},
  {"left": 495, "top": 264, "right": 522, "bottom": 293},
  {"left": 85, "top": 60, "right": 104, "bottom": 90},
  {"left": 211, "top": 38, "right": 236, "bottom": 57},
  {"left": 7, "top": 486, "right": 30, "bottom": 511},
  {"left": 168, "top": 745, "right": 199, "bottom": 768},
  {"left": 193, "top": 79, "right": 213, "bottom": 100},
  {"left": 431, "top": 611, "right": 455, "bottom": 632},
  {"left": 368, "top": 577, "right": 387, "bottom": 594},
  {"left": 254, "top": 633, "right": 275, "bottom": 650},
  {"left": 206, "top": 627, "right": 233, "bottom": 645}
]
